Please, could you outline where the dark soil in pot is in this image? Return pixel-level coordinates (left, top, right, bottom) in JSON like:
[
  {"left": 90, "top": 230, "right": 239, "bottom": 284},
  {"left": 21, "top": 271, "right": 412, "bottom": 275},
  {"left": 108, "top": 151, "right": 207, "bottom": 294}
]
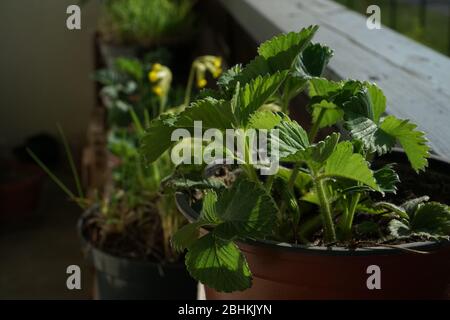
[
  {"left": 374, "top": 150, "right": 450, "bottom": 204},
  {"left": 0, "top": 161, "right": 44, "bottom": 221},
  {"left": 78, "top": 208, "right": 197, "bottom": 300},
  {"left": 176, "top": 150, "right": 450, "bottom": 299}
]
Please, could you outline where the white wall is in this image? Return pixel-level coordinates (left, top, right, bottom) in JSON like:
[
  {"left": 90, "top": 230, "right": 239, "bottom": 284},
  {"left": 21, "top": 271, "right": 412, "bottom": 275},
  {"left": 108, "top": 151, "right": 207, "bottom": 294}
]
[{"left": 0, "top": 0, "right": 99, "bottom": 151}]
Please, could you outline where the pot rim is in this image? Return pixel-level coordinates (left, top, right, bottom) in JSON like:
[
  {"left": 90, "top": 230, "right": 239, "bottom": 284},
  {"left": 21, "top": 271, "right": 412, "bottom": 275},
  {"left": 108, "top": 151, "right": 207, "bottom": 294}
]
[{"left": 175, "top": 149, "right": 450, "bottom": 256}]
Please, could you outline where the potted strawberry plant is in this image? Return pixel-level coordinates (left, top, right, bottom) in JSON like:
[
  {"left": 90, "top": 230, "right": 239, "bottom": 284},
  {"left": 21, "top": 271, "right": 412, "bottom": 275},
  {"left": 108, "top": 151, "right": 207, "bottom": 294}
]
[{"left": 140, "top": 26, "right": 450, "bottom": 299}]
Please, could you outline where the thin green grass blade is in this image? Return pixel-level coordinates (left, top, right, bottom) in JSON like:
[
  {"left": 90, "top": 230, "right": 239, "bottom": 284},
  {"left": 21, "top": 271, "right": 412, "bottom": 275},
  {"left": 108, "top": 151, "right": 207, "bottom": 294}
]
[
  {"left": 27, "top": 148, "right": 81, "bottom": 207},
  {"left": 57, "top": 123, "right": 84, "bottom": 199},
  {"left": 144, "top": 109, "right": 151, "bottom": 129},
  {"left": 129, "top": 108, "right": 144, "bottom": 136}
]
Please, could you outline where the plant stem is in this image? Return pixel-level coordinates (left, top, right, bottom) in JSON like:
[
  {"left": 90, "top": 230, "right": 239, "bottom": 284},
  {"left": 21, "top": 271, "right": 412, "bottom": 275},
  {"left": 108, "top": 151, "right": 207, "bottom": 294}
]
[
  {"left": 315, "top": 177, "right": 336, "bottom": 243},
  {"left": 287, "top": 164, "right": 300, "bottom": 190},
  {"left": 242, "top": 133, "right": 261, "bottom": 184},
  {"left": 243, "top": 164, "right": 259, "bottom": 183},
  {"left": 150, "top": 161, "right": 161, "bottom": 190},
  {"left": 342, "top": 193, "right": 361, "bottom": 239},
  {"left": 279, "top": 164, "right": 300, "bottom": 218},
  {"left": 144, "top": 109, "right": 151, "bottom": 128},
  {"left": 281, "top": 95, "right": 291, "bottom": 114},
  {"left": 129, "top": 108, "right": 144, "bottom": 136},
  {"left": 264, "top": 174, "right": 275, "bottom": 191},
  {"left": 308, "top": 108, "right": 325, "bottom": 143},
  {"left": 184, "top": 62, "right": 195, "bottom": 107},
  {"left": 159, "top": 95, "right": 166, "bottom": 115}
]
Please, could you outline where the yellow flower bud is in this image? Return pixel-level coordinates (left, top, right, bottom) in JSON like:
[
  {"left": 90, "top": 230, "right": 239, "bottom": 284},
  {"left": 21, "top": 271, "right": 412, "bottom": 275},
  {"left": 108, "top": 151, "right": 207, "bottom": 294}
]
[
  {"left": 152, "top": 63, "right": 162, "bottom": 71},
  {"left": 213, "top": 67, "right": 222, "bottom": 79},
  {"left": 213, "top": 57, "right": 222, "bottom": 68},
  {"left": 152, "top": 86, "right": 164, "bottom": 96},
  {"left": 148, "top": 70, "right": 159, "bottom": 83},
  {"left": 197, "top": 78, "right": 207, "bottom": 88}
]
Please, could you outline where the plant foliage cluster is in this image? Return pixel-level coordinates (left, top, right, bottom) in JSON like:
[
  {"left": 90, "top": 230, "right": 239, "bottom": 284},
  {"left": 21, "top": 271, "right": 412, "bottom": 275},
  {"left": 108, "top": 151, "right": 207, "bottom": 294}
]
[
  {"left": 140, "top": 26, "right": 450, "bottom": 291},
  {"left": 98, "top": 0, "right": 196, "bottom": 46}
]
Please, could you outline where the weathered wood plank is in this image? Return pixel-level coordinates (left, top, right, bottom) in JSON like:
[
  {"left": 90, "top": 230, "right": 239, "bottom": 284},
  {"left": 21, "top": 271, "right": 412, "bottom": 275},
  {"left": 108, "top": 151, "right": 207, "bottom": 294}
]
[{"left": 220, "top": 0, "right": 450, "bottom": 159}]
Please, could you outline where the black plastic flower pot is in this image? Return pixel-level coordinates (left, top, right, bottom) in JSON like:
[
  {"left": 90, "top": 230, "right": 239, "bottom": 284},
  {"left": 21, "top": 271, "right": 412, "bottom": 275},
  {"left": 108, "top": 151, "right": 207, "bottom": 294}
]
[
  {"left": 78, "top": 211, "right": 197, "bottom": 300},
  {"left": 91, "top": 245, "right": 196, "bottom": 300},
  {"left": 175, "top": 150, "right": 450, "bottom": 299}
]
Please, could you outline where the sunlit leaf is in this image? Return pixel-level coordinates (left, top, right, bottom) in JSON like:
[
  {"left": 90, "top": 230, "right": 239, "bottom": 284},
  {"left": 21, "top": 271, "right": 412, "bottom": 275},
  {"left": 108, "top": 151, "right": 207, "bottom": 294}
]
[{"left": 324, "top": 141, "right": 379, "bottom": 190}]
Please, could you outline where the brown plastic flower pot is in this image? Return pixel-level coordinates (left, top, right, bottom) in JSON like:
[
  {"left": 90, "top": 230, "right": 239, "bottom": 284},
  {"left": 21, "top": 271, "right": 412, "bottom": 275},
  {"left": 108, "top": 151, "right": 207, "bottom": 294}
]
[
  {"left": 175, "top": 150, "right": 450, "bottom": 300},
  {"left": 204, "top": 240, "right": 450, "bottom": 300}
]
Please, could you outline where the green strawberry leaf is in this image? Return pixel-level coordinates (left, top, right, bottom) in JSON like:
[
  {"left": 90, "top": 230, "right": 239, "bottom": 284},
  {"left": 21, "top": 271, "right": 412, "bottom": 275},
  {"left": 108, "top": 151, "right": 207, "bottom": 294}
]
[
  {"left": 140, "top": 113, "right": 179, "bottom": 163},
  {"left": 185, "top": 233, "right": 252, "bottom": 292},
  {"left": 308, "top": 132, "right": 340, "bottom": 163},
  {"left": 401, "top": 196, "right": 430, "bottom": 216},
  {"left": 258, "top": 26, "right": 319, "bottom": 67},
  {"left": 373, "top": 164, "right": 400, "bottom": 195},
  {"left": 233, "top": 26, "right": 319, "bottom": 87},
  {"left": 311, "top": 100, "right": 344, "bottom": 129},
  {"left": 271, "top": 118, "right": 310, "bottom": 161},
  {"left": 171, "top": 222, "right": 203, "bottom": 252},
  {"left": 141, "top": 98, "right": 235, "bottom": 163},
  {"left": 177, "top": 97, "right": 235, "bottom": 129},
  {"left": 295, "top": 43, "right": 334, "bottom": 78},
  {"left": 217, "top": 64, "right": 243, "bottom": 91},
  {"left": 379, "top": 115, "right": 429, "bottom": 172},
  {"left": 344, "top": 117, "right": 395, "bottom": 155},
  {"left": 411, "top": 202, "right": 450, "bottom": 236},
  {"left": 389, "top": 202, "right": 450, "bottom": 240},
  {"left": 212, "top": 179, "right": 278, "bottom": 240},
  {"left": 237, "top": 72, "right": 288, "bottom": 125},
  {"left": 308, "top": 78, "right": 343, "bottom": 97},
  {"left": 201, "top": 191, "right": 222, "bottom": 224},
  {"left": 324, "top": 141, "right": 379, "bottom": 190},
  {"left": 171, "top": 192, "right": 222, "bottom": 252},
  {"left": 248, "top": 111, "right": 283, "bottom": 130}
]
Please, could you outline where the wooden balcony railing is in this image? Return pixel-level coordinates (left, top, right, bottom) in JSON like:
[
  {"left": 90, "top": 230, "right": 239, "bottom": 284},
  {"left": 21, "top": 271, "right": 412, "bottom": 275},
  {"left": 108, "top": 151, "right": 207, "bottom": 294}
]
[{"left": 220, "top": 0, "right": 450, "bottom": 160}]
